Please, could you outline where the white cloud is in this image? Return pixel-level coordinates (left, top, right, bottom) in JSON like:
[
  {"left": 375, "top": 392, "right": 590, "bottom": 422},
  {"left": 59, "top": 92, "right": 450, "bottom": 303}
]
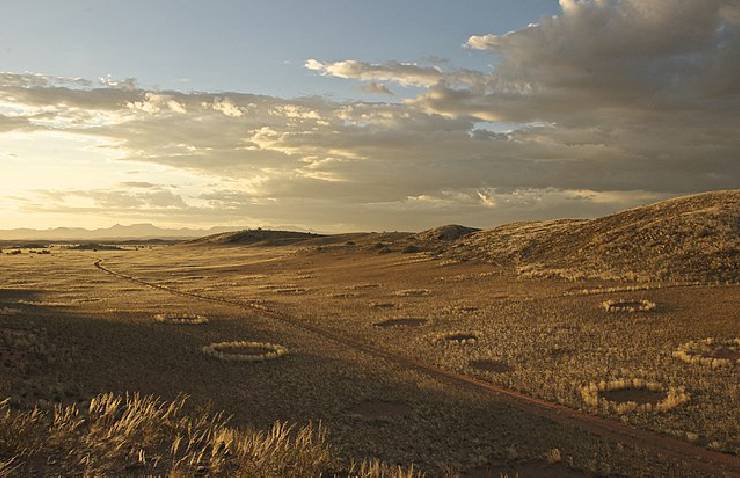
[
  {"left": 205, "top": 98, "right": 244, "bottom": 117},
  {"left": 127, "top": 93, "right": 187, "bottom": 114},
  {"left": 305, "top": 58, "right": 483, "bottom": 88},
  {"left": 465, "top": 33, "right": 503, "bottom": 50}
]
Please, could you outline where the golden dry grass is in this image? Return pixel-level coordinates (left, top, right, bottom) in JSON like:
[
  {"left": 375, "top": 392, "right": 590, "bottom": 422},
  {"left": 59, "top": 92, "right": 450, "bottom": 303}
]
[
  {"left": 1, "top": 197, "right": 739, "bottom": 477},
  {"left": 0, "top": 393, "right": 422, "bottom": 477}
]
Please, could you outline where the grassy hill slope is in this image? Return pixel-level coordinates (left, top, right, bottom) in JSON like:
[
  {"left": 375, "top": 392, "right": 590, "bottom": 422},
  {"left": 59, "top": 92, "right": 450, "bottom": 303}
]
[{"left": 443, "top": 190, "right": 739, "bottom": 282}]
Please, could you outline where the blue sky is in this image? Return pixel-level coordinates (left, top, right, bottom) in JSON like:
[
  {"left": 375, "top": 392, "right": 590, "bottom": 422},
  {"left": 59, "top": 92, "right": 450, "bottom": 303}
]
[{"left": 0, "top": 0, "right": 559, "bottom": 100}]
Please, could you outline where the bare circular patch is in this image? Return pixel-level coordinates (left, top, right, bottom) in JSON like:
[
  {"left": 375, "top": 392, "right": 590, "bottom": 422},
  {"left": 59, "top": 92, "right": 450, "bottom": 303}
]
[
  {"left": 369, "top": 302, "right": 396, "bottom": 309},
  {"left": 393, "top": 289, "right": 431, "bottom": 297},
  {"left": 374, "top": 318, "right": 427, "bottom": 328},
  {"left": 457, "top": 306, "right": 480, "bottom": 313},
  {"left": 705, "top": 346, "right": 739, "bottom": 361},
  {"left": 601, "top": 388, "right": 667, "bottom": 405},
  {"left": 348, "top": 283, "right": 381, "bottom": 290},
  {"left": 444, "top": 333, "right": 478, "bottom": 343},
  {"left": 601, "top": 299, "right": 656, "bottom": 312},
  {"left": 202, "top": 341, "right": 288, "bottom": 362},
  {"left": 469, "top": 359, "right": 512, "bottom": 373},
  {"left": 672, "top": 338, "right": 739, "bottom": 367},
  {"left": 580, "top": 379, "right": 689, "bottom": 414},
  {"left": 328, "top": 292, "right": 358, "bottom": 298},
  {"left": 259, "top": 284, "right": 299, "bottom": 290},
  {"left": 153, "top": 313, "right": 208, "bottom": 325},
  {"left": 273, "top": 288, "right": 309, "bottom": 295}
]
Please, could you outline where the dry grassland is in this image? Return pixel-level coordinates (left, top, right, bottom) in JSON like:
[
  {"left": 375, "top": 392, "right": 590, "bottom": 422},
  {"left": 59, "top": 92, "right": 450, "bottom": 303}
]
[
  {"left": 1, "top": 192, "right": 738, "bottom": 476},
  {"left": 1, "top": 240, "right": 736, "bottom": 476}
]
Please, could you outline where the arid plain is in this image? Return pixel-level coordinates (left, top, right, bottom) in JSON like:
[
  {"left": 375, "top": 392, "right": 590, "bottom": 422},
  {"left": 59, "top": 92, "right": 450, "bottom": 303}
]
[{"left": 1, "top": 191, "right": 738, "bottom": 477}]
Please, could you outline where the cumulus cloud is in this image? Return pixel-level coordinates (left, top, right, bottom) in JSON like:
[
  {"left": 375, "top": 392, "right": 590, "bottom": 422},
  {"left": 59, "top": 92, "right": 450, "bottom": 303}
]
[
  {"left": 446, "top": 0, "right": 740, "bottom": 124},
  {"left": 127, "top": 93, "right": 187, "bottom": 114},
  {"left": 204, "top": 98, "right": 244, "bottom": 117},
  {"left": 465, "top": 33, "right": 505, "bottom": 50},
  {"left": 306, "top": 58, "right": 445, "bottom": 87},
  {"left": 306, "top": 58, "right": 483, "bottom": 88}
]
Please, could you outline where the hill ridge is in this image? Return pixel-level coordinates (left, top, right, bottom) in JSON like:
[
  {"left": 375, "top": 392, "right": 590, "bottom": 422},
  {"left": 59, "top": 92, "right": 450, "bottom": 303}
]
[{"left": 441, "top": 190, "right": 739, "bottom": 282}]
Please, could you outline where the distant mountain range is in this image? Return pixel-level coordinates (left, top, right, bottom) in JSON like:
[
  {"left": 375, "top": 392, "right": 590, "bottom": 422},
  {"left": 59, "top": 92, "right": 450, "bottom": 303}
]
[{"left": 0, "top": 224, "right": 246, "bottom": 241}]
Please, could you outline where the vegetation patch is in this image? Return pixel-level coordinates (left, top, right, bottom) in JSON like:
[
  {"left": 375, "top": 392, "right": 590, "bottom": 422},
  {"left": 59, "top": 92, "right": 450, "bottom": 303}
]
[
  {"left": 153, "top": 313, "right": 208, "bottom": 325},
  {"left": 672, "top": 338, "right": 739, "bottom": 367},
  {"left": 601, "top": 299, "right": 656, "bottom": 313},
  {"left": 374, "top": 318, "right": 427, "bottom": 328},
  {"left": 202, "top": 341, "right": 288, "bottom": 362},
  {"left": 436, "top": 332, "right": 479, "bottom": 344},
  {"left": 580, "top": 379, "right": 689, "bottom": 414},
  {"left": 369, "top": 302, "right": 396, "bottom": 309}
]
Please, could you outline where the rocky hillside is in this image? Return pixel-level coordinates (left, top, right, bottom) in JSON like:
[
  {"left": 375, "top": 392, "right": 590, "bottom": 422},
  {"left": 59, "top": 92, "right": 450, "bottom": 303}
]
[{"left": 442, "top": 190, "right": 739, "bottom": 282}]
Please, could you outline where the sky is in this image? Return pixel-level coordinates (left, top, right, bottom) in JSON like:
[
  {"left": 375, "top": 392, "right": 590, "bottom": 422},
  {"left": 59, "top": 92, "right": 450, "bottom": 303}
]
[{"left": 1, "top": 0, "right": 739, "bottom": 232}]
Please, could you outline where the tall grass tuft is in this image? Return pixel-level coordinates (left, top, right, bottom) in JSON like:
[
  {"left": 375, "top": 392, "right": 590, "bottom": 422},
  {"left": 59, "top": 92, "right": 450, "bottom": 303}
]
[{"left": 0, "top": 393, "right": 423, "bottom": 477}]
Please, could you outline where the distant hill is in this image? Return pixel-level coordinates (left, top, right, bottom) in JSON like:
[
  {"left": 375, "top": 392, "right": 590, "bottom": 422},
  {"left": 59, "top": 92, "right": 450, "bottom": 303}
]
[
  {"left": 442, "top": 190, "right": 739, "bottom": 282},
  {"left": 414, "top": 225, "right": 480, "bottom": 242},
  {"left": 0, "top": 224, "right": 244, "bottom": 241},
  {"left": 184, "top": 229, "right": 325, "bottom": 246}
]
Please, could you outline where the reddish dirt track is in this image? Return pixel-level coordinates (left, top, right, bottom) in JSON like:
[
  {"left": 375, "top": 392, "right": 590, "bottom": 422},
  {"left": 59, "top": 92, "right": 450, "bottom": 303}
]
[{"left": 94, "top": 260, "right": 740, "bottom": 476}]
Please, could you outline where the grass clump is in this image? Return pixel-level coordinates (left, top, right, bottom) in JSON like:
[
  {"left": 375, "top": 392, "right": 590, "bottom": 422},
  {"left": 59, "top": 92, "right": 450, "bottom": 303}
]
[{"left": 0, "top": 393, "right": 423, "bottom": 477}]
